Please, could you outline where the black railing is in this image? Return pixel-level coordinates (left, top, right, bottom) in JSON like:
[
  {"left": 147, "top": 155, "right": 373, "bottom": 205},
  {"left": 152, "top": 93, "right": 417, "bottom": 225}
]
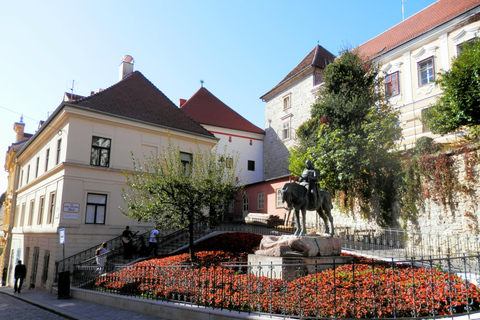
[{"left": 76, "top": 254, "right": 480, "bottom": 319}]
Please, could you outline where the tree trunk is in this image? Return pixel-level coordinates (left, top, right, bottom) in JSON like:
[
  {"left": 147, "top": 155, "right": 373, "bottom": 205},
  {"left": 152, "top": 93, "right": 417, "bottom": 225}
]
[{"left": 188, "top": 217, "right": 195, "bottom": 262}]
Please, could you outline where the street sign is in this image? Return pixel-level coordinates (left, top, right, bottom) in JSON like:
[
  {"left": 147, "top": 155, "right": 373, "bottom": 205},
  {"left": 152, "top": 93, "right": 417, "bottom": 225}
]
[{"left": 59, "top": 228, "right": 65, "bottom": 244}]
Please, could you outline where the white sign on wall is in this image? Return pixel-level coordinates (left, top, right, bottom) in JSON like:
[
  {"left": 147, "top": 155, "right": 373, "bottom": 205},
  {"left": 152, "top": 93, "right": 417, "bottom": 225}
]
[{"left": 63, "top": 203, "right": 80, "bottom": 213}]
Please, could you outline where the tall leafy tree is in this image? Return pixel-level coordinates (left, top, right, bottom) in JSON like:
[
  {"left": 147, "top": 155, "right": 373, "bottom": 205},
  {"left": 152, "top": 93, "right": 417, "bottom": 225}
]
[
  {"left": 423, "top": 40, "right": 480, "bottom": 136},
  {"left": 290, "top": 49, "right": 401, "bottom": 221},
  {"left": 120, "top": 142, "right": 241, "bottom": 260}
]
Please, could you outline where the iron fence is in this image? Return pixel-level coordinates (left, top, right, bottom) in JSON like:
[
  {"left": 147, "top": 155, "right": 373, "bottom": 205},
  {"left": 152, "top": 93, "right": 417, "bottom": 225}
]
[
  {"left": 75, "top": 254, "right": 480, "bottom": 319},
  {"left": 334, "top": 226, "right": 480, "bottom": 260}
]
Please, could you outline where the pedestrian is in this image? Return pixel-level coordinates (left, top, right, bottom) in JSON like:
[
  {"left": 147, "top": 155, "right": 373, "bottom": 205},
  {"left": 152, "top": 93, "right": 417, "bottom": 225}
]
[
  {"left": 95, "top": 242, "right": 109, "bottom": 272},
  {"left": 149, "top": 227, "right": 159, "bottom": 256},
  {"left": 121, "top": 226, "right": 134, "bottom": 259},
  {"left": 14, "top": 260, "right": 27, "bottom": 293}
]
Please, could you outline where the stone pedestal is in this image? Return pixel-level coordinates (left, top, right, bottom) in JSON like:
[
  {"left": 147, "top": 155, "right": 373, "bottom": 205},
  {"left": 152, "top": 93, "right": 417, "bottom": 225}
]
[
  {"left": 248, "top": 254, "right": 353, "bottom": 281},
  {"left": 248, "top": 235, "right": 352, "bottom": 281}
]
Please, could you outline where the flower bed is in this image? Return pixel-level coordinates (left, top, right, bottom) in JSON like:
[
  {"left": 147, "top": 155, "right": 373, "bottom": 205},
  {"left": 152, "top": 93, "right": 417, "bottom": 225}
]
[{"left": 91, "top": 232, "right": 480, "bottom": 318}]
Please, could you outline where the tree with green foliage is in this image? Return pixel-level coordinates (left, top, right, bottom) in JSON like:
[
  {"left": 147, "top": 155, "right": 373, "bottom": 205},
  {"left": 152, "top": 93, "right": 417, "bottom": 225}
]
[
  {"left": 120, "top": 142, "right": 242, "bottom": 261},
  {"left": 290, "top": 49, "right": 402, "bottom": 222},
  {"left": 423, "top": 40, "right": 480, "bottom": 136}
]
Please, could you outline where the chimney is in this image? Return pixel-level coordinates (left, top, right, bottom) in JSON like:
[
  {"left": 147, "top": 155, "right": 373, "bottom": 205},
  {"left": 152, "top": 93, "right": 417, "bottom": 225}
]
[
  {"left": 14, "top": 117, "right": 25, "bottom": 143},
  {"left": 179, "top": 99, "right": 187, "bottom": 107},
  {"left": 119, "top": 55, "right": 135, "bottom": 81}
]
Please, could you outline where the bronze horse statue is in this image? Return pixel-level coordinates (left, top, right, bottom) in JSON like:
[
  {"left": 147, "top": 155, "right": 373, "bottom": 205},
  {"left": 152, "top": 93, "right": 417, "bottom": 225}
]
[{"left": 281, "top": 182, "right": 334, "bottom": 236}]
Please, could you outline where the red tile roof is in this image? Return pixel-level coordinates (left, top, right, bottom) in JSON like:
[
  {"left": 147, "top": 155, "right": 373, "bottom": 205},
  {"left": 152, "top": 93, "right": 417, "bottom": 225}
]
[
  {"left": 181, "top": 87, "right": 264, "bottom": 134},
  {"left": 68, "top": 71, "right": 214, "bottom": 138},
  {"left": 357, "top": 0, "right": 480, "bottom": 59},
  {"left": 260, "top": 45, "right": 335, "bottom": 100}
]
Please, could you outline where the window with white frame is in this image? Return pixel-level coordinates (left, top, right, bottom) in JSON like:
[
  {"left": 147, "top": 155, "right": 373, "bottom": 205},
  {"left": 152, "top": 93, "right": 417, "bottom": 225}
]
[
  {"left": 45, "top": 148, "right": 50, "bottom": 172},
  {"left": 385, "top": 71, "right": 400, "bottom": 97},
  {"left": 47, "top": 192, "right": 56, "bottom": 224},
  {"left": 457, "top": 38, "right": 476, "bottom": 55},
  {"left": 283, "top": 95, "right": 291, "bottom": 111},
  {"left": 35, "top": 157, "right": 39, "bottom": 178},
  {"left": 418, "top": 57, "right": 435, "bottom": 86},
  {"left": 282, "top": 121, "right": 290, "bottom": 140},
  {"left": 180, "top": 152, "right": 192, "bottom": 175},
  {"left": 28, "top": 199, "right": 35, "bottom": 226},
  {"left": 242, "top": 195, "right": 249, "bottom": 212},
  {"left": 37, "top": 196, "right": 45, "bottom": 225},
  {"left": 85, "top": 193, "right": 107, "bottom": 224},
  {"left": 257, "top": 193, "right": 265, "bottom": 210},
  {"left": 276, "top": 189, "right": 284, "bottom": 208}
]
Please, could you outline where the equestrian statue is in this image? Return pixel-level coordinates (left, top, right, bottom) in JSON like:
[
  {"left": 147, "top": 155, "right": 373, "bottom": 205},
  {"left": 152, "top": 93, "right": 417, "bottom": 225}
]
[{"left": 282, "top": 159, "right": 334, "bottom": 236}]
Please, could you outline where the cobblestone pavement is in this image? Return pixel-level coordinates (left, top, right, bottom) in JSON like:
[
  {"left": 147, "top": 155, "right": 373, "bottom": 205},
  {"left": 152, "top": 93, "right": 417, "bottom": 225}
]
[
  {"left": 0, "top": 287, "right": 166, "bottom": 320},
  {"left": 0, "top": 292, "right": 69, "bottom": 320}
]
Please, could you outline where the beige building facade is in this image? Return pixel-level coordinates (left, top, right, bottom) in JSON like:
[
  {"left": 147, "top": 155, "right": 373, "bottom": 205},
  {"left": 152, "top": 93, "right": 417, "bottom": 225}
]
[{"left": 5, "top": 58, "right": 217, "bottom": 290}]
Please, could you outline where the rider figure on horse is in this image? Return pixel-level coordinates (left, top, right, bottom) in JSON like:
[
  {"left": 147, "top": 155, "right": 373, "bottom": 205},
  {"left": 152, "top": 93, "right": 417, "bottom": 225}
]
[{"left": 298, "top": 159, "right": 319, "bottom": 209}]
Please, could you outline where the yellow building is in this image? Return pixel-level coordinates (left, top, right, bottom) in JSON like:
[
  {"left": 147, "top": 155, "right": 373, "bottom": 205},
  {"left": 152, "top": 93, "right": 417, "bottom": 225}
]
[{"left": 1, "top": 120, "right": 33, "bottom": 285}]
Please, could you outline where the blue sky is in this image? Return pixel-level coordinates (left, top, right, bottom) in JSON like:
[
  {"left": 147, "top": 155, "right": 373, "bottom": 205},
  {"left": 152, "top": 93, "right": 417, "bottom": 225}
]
[{"left": 0, "top": 0, "right": 437, "bottom": 192}]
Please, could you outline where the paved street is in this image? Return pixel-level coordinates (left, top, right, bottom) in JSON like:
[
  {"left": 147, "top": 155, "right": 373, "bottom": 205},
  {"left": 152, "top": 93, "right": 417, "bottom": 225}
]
[
  {"left": 0, "top": 287, "right": 166, "bottom": 320},
  {"left": 0, "top": 292, "right": 69, "bottom": 320}
]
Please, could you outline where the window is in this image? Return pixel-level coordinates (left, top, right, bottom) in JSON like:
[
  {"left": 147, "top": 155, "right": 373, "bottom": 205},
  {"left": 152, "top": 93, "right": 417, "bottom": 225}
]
[
  {"left": 37, "top": 196, "right": 45, "bottom": 225},
  {"left": 28, "top": 199, "right": 35, "bottom": 226},
  {"left": 90, "top": 137, "right": 111, "bottom": 167},
  {"left": 225, "top": 157, "right": 233, "bottom": 169},
  {"left": 418, "top": 57, "right": 435, "bottom": 86},
  {"left": 421, "top": 108, "right": 432, "bottom": 133},
  {"left": 180, "top": 152, "right": 192, "bottom": 175},
  {"left": 45, "top": 148, "right": 50, "bottom": 171},
  {"left": 385, "top": 71, "right": 400, "bottom": 97},
  {"left": 41, "top": 251, "right": 50, "bottom": 284},
  {"left": 276, "top": 189, "right": 284, "bottom": 208},
  {"left": 47, "top": 192, "right": 56, "bottom": 224},
  {"left": 56, "top": 139, "right": 62, "bottom": 165},
  {"left": 457, "top": 38, "right": 476, "bottom": 55},
  {"left": 248, "top": 160, "right": 255, "bottom": 171},
  {"left": 20, "top": 203, "right": 26, "bottom": 227},
  {"left": 85, "top": 193, "right": 107, "bottom": 224},
  {"left": 257, "top": 193, "right": 265, "bottom": 210},
  {"left": 242, "top": 195, "right": 249, "bottom": 212},
  {"left": 35, "top": 157, "right": 39, "bottom": 178},
  {"left": 283, "top": 95, "right": 291, "bottom": 110},
  {"left": 20, "top": 170, "right": 23, "bottom": 187},
  {"left": 282, "top": 121, "right": 290, "bottom": 140},
  {"left": 26, "top": 165, "right": 30, "bottom": 183},
  {"left": 30, "top": 247, "right": 39, "bottom": 286}
]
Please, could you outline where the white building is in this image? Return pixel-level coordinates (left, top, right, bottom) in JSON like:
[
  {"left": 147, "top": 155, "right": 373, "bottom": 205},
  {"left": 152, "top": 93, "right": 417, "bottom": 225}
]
[{"left": 180, "top": 86, "right": 264, "bottom": 219}]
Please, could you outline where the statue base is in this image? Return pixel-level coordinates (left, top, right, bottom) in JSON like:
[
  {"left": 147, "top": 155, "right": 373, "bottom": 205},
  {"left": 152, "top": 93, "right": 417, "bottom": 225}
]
[
  {"left": 248, "top": 254, "right": 353, "bottom": 281},
  {"left": 248, "top": 235, "right": 351, "bottom": 281}
]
